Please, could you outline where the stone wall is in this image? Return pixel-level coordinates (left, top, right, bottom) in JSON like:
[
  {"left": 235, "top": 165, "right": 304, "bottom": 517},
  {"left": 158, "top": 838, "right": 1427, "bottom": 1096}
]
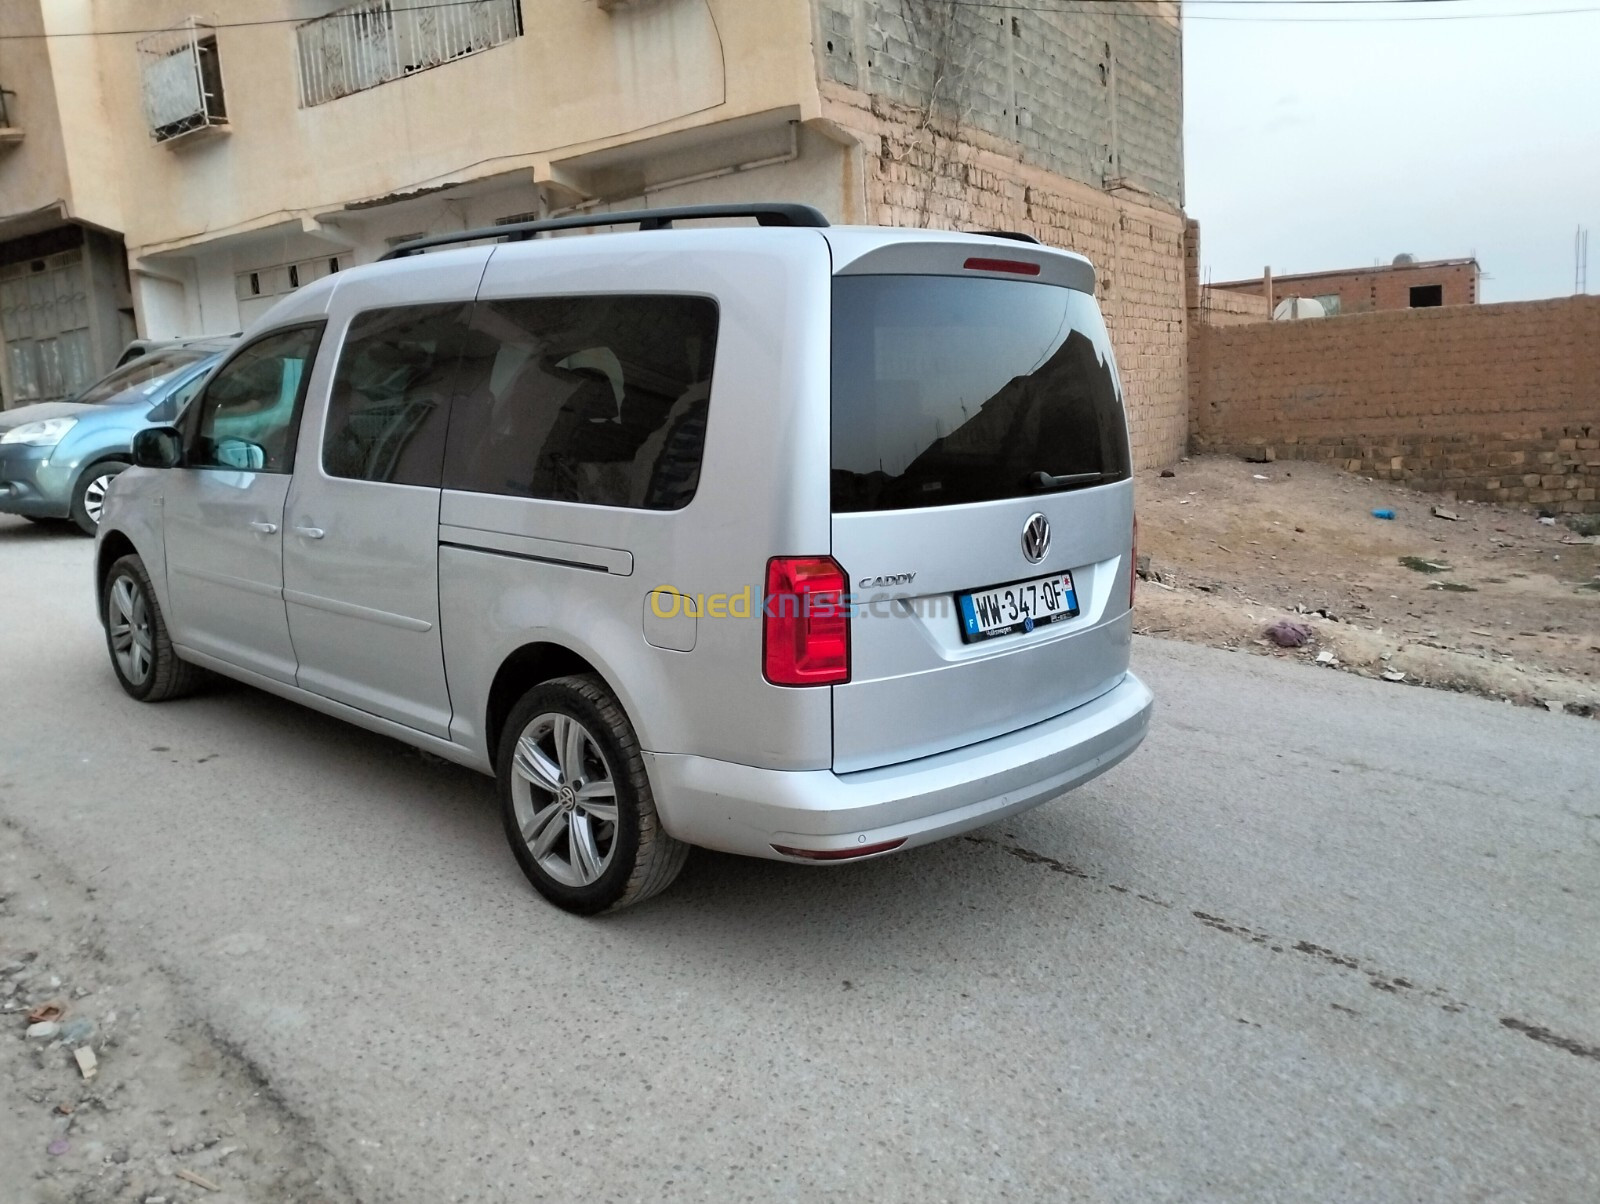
[{"left": 1190, "top": 296, "right": 1600, "bottom": 513}]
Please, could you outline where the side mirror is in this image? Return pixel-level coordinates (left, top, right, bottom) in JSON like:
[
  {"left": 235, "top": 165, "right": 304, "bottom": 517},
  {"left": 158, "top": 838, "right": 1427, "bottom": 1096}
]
[{"left": 132, "top": 426, "right": 183, "bottom": 469}]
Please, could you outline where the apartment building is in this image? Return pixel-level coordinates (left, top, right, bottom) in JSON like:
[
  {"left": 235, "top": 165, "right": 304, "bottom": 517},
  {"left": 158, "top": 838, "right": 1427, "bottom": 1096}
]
[{"left": 0, "top": 0, "right": 1186, "bottom": 464}]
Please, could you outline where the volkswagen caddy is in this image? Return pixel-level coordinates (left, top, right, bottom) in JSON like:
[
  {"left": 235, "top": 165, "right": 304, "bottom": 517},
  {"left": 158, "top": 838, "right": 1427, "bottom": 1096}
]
[{"left": 94, "top": 204, "right": 1152, "bottom": 914}]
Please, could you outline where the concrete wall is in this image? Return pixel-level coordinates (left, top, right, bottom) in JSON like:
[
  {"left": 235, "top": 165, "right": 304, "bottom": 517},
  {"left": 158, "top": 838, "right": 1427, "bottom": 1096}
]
[
  {"left": 1214, "top": 260, "right": 1479, "bottom": 315},
  {"left": 91, "top": 0, "right": 819, "bottom": 261},
  {"left": 814, "top": 1, "right": 1187, "bottom": 470},
  {"left": 1190, "top": 296, "right": 1600, "bottom": 513},
  {"left": 0, "top": 2, "right": 73, "bottom": 223}
]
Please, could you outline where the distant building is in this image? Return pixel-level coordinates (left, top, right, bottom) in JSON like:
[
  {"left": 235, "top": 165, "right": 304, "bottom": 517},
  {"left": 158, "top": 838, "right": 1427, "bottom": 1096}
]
[{"left": 1211, "top": 255, "right": 1480, "bottom": 317}]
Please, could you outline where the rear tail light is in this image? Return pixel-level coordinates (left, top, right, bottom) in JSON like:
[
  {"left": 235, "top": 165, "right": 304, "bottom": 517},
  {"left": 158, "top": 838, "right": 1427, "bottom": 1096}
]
[
  {"left": 763, "top": 556, "right": 850, "bottom": 686},
  {"left": 1130, "top": 515, "right": 1139, "bottom": 610}
]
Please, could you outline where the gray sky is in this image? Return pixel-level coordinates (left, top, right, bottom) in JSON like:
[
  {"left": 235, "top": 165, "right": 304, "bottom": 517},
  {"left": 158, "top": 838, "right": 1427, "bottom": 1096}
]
[{"left": 1183, "top": 1, "right": 1600, "bottom": 301}]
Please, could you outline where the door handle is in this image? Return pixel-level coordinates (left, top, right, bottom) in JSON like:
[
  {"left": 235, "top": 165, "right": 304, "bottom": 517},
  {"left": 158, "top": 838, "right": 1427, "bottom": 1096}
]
[
  {"left": 248, "top": 521, "right": 278, "bottom": 534},
  {"left": 293, "top": 525, "right": 325, "bottom": 540}
]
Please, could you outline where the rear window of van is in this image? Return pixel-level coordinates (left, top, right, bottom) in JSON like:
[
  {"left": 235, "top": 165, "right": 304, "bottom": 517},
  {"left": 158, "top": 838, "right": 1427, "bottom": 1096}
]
[{"left": 830, "top": 275, "right": 1130, "bottom": 513}]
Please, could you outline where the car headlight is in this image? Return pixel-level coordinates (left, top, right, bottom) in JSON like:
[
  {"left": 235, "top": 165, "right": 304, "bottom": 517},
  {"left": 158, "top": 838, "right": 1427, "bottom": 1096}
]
[{"left": 0, "top": 417, "right": 78, "bottom": 447}]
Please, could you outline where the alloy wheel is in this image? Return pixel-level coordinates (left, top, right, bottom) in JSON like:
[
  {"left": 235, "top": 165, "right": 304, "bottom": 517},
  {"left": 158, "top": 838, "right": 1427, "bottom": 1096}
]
[
  {"left": 82, "top": 473, "right": 116, "bottom": 526},
  {"left": 107, "top": 573, "right": 153, "bottom": 686},
  {"left": 509, "top": 713, "right": 619, "bottom": 887}
]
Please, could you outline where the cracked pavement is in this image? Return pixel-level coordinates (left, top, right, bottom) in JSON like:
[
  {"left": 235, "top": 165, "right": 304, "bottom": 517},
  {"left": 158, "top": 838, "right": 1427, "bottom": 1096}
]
[{"left": 1, "top": 515, "right": 1596, "bottom": 1202}]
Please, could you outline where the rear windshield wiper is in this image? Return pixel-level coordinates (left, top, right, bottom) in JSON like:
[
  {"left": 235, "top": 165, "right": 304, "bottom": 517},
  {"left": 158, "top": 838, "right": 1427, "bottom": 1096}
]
[{"left": 1025, "top": 470, "right": 1109, "bottom": 493}]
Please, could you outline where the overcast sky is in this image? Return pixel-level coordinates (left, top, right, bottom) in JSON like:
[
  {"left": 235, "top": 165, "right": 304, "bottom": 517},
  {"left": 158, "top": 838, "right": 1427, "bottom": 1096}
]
[{"left": 1183, "top": 1, "right": 1600, "bottom": 301}]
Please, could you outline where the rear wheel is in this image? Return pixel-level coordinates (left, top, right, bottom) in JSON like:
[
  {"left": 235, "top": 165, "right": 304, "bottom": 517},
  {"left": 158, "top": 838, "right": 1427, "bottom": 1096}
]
[
  {"left": 497, "top": 674, "right": 688, "bottom": 914},
  {"left": 103, "top": 554, "right": 206, "bottom": 701},
  {"left": 71, "top": 460, "right": 129, "bottom": 535}
]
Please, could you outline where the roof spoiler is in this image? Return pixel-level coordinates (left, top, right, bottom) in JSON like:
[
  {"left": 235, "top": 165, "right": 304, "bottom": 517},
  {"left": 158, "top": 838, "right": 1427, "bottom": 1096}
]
[{"left": 380, "top": 203, "right": 831, "bottom": 260}]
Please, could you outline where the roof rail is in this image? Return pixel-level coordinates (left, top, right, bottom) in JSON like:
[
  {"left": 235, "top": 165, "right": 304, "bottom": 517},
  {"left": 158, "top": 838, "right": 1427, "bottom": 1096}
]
[
  {"left": 380, "top": 203, "right": 831, "bottom": 260},
  {"left": 968, "top": 230, "right": 1043, "bottom": 245}
]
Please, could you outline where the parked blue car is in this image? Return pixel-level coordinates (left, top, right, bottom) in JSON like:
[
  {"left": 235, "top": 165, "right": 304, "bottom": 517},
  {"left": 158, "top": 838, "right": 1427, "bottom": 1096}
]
[{"left": 0, "top": 338, "right": 235, "bottom": 534}]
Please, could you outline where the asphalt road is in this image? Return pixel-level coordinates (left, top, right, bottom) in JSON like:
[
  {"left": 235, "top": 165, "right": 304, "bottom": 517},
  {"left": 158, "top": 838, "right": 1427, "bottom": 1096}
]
[{"left": 1, "top": 514, "right": 1596, "bottom": 1203}]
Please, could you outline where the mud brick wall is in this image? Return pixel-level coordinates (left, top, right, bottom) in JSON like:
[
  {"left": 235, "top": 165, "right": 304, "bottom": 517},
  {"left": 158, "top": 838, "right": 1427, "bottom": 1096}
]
[{"left": 1190, "top": 296, "right": 1600, "bottom": 513}]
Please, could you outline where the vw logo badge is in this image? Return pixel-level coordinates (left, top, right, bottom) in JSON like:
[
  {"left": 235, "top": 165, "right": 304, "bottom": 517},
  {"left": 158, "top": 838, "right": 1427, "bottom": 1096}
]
[{"left": 1021, "top": 512, "right": 1051, "bottom": 564}]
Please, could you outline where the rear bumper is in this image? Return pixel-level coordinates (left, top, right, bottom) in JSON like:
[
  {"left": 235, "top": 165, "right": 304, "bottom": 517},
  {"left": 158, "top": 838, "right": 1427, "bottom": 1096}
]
[{"left": 645, "top": 671, "right": 1153, "bottom": 861}]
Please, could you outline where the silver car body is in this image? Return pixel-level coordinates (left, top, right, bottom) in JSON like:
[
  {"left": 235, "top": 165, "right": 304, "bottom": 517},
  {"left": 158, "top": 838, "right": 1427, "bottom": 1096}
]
[{"left": 96, "top": 224, "right": 1151, "bottom": 863}]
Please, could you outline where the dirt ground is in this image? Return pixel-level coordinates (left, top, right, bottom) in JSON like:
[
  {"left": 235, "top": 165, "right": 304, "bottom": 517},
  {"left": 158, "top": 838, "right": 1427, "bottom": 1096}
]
[
  {"left": 0, "top": 818, "right": 353, "bottom": 1204},
  {"left": 1134, "top": 456, "right": 1600, "bottom": 715}
]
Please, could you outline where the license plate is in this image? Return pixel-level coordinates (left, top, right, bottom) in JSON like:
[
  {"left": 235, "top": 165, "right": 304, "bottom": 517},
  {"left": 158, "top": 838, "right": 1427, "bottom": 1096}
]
[{"left": 957, "top": 572, "right": 1079, "bottom": 643}]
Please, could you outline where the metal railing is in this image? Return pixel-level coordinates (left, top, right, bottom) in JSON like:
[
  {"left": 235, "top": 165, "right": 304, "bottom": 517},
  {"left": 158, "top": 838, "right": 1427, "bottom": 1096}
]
[
  {"left": 136, "top": 18, "right": 227, "bottom": 142},
  {"left": 0, "top": 88, "right": 15, "bottom": 130},
  {"left": 296, "top": 0, "right": 522, "bottom": 108}
]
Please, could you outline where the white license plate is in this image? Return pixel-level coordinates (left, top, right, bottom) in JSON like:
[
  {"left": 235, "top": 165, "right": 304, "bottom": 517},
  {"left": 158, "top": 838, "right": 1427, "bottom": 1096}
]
[{"left": 957, "top": 572, "right": 1079, "bottom": 643}]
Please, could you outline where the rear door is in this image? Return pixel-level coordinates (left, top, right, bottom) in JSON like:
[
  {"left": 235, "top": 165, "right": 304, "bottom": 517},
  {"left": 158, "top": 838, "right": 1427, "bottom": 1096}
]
[
  {"left": 281, "top": 255, "right": 487, "bottom": 738},
  {"left": 827, "top": 249, "right": 1136, "bottom": 772}
]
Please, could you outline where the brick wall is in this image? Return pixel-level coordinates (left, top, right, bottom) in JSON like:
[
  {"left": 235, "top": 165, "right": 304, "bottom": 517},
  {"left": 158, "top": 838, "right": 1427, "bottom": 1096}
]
[
  {"left": 1202, "top": 287, "right": 1270, "bottom": 326},
  {"left": 1191, "top": 296, "right": 1600, "bottom": 513},
  {"left": 1213, "top": 261, "right": 1479, "bottom": 314},
  {"left": 814, "top": 0, "right": 1188, "bottom": 469}
]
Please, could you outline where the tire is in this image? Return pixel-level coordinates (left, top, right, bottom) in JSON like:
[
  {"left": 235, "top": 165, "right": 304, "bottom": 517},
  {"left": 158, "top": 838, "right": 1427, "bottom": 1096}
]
[
  {"left": 497, "top": 674, "right": 689, "bottom": 915},
  {"left": 71, "top": 460, "right": 130, "bottom": 535},
  {"left": 103, "top": 554, "right": 207, "bottom": 702}
]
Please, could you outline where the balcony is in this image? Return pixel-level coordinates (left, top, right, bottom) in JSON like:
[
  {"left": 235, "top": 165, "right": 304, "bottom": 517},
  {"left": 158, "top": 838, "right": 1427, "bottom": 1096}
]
[
  {"left": 296, "top": 0, "right": 523, "bottom": 109},
  {"left": 136, "top": 19, "right": 228, "bottom": 145}
]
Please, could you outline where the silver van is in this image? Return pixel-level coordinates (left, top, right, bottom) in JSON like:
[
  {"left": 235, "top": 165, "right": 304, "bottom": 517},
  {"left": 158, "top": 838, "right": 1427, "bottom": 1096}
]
[{"left": 95, "top": 204, "right": 1152, "bottom": 914}]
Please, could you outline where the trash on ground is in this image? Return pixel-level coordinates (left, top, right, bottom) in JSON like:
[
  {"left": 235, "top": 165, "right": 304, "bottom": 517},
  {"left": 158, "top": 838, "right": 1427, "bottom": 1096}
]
[
  {"left": 47, "top": 1139, "right": 69, "bottom": 1157},
  {"left": 1316, "top": 650, "right": 1339, "bottom": 665},
  {"left": 1372, "top": 509, "right": 1395, "bottom": 520},
  {"left": 60, "top": 1016, "right": 96, "bottom": 1045},
  {"left": 74, "top": 1045, "right": 98, "bottom": 1080},
  {"left": 1399, "top": 556, "right": 1450, "bottom": 574},
  {"left": 176, "top": 1168, "right": 223, "bottom": 1192},
  {"left": 1432, "top": 506, "right": 1461, "bottom": 521},
  {"left": 1264, "top": 618, "right": 1313, "bottom": 648},
  {"left": 25, "top": 1020, "right": 60, "bottom": 1041},
  {"left": 1382, "top": 669, "right": 1407, "bottom": 682},
  {"left": 1538, "top": 516, "right": 1557, "bottom": 526},
  {"left": 26, "top": 1000, "right": 66, "bottom": 1025},
  {"left": 1252, "top": 474, "right": 1270, "bottom": 481}
]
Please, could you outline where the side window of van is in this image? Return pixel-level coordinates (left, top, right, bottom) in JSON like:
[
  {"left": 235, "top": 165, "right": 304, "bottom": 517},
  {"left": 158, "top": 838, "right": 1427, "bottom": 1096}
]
[
  {"left": 322, "top": 303, "right": 472, "bottom": 487},
  {"left": 189, "top": 325, "right": 323, "bottom": 473},
  {"left": 442, "top": 295, "right": 719, "bottom": 510}
]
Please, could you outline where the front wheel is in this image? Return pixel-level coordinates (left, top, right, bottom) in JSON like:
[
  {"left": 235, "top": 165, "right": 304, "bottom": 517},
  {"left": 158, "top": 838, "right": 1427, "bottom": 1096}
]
[
  {"left": 103, "top": 554, "right": 207, "bottom": 701},
  {"left": 497, "top": 674, "right": 688, "bottom": 914},
  {"left": 71, "top": 460, "right": 129, "bottom": 535}
]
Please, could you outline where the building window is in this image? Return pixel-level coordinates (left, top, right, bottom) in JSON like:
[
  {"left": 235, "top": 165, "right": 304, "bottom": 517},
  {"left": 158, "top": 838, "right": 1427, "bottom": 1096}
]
[
  {"left": 1409, "top": 285, "right": 1443, "bottom": 308},
  {"left": 137, "top": 19, "right": 228, "bottom": 143},
  {"left": 1312, "top": 294, "right": 1342, "bottom": 316},
  {"left": 296, "top": 0, "right": 523, "bottom": 108}
]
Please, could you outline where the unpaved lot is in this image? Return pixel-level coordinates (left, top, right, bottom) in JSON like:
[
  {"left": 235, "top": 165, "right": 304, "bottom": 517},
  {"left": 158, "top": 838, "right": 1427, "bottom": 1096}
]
[
  {"left": 1135, "top": 457, "right": 1600, "bottom": 712},
  {"left": 1, "top": 818, "right": 352, "bottom": 1204}
]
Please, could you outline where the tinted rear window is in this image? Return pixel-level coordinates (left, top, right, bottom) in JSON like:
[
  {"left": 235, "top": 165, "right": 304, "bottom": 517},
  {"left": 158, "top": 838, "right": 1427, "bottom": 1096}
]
[
  {"left": 322, "top": 303, "right": 470, "bottom": 487},
  {"left": 443, "top": 295, "right": 718, "bottom": 510},
  {"left": 830, "top": 275, "right": 1129, "bottom": 513}
]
